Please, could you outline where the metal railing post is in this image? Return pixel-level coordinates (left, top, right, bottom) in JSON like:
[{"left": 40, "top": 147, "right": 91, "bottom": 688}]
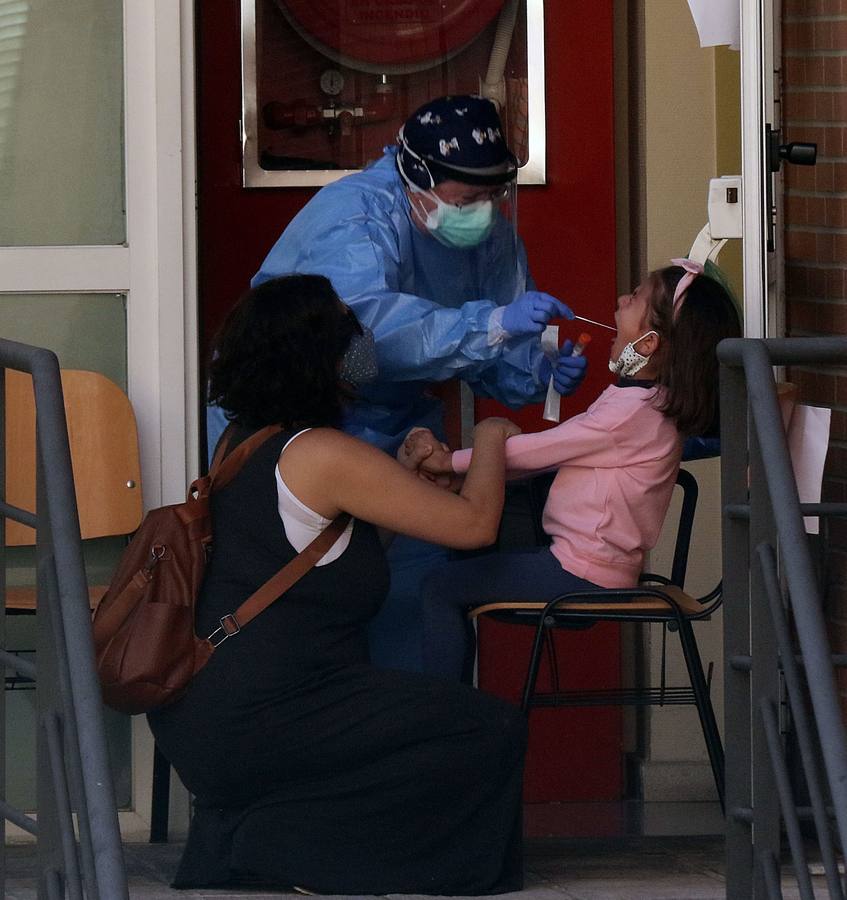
[
  {"left": 743, "top": 341, "right": 847, "bottom": 860},
  {"left": 749, "top": 418, "right": 782, "bottom": 895},
  {"left": 721, "top": 358, "right": 754, "bottom": 899},
  {"left": 720, "top": 336, "right": 847, "bottom": 899}
]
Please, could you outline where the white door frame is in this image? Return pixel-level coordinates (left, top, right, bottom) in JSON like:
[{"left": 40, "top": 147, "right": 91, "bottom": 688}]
[
  {"left": 123, "top": 0, "right": 199, "bottom": 835},
  {"left": 741, "top": 0, "right": 783, "bottom": 340},
  {"left": 124, "top": 0, "right": 199, "bottom": 504},
  {"left": 741, "top": 0, "right": 767, "bottom": 339}
]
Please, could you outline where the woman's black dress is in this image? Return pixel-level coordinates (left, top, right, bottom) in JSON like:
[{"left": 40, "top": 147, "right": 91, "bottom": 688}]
[{"left": 148, "top": 430, "right": 527, "bottom": 895}]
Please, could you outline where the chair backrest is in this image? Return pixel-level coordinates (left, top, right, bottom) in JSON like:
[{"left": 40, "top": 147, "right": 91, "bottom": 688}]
[
  {"left": 5, "top": 369, "right": 143, "bottom": 546},
  {"left": 669, "top": 468, "right": 698, "bottom": 589}
]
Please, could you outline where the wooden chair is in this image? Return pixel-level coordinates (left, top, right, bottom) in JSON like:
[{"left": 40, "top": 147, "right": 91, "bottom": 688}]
[
  {"left": 5, "top": 368, "right": 143, "bottom": 609},
  {"left": 469, "top": 469, "right": 726, "bottom": 810}
]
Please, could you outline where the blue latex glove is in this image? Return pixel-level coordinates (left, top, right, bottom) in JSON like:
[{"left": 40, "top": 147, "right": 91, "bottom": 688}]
[
  {"left": 539, "top": 339, "right": 588, "bottom": 396},
  {"left": 501, "top": 291, "right": 574, "bottom": 337}
]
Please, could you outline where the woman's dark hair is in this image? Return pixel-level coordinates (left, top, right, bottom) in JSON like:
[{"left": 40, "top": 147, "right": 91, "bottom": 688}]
[
  {"left": 207, "top": 274, "right": 360, "bottom": 430},
  {"left": 646, "top": 266, "right": 742, "bottom": 437}
]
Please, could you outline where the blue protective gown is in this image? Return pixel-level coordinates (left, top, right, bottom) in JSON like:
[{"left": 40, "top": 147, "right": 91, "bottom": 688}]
[{"left": 208, "top": 147, "right": 549, "bottom": 671}]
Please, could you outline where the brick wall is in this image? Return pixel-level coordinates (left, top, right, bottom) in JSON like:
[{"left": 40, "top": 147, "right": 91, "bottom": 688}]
[{"left": 782, "top": 0, "right": 847, "bottom": 708}]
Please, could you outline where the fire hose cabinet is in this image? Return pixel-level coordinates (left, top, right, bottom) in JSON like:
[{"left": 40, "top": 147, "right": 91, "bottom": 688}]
[{"left": 241, "top": 0, "right": 546, "bottom": 187}]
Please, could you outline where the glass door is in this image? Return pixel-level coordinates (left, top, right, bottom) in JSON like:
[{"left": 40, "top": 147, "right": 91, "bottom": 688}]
[{"left": 0, "top": 0, "right": 197, "bottom": 834}]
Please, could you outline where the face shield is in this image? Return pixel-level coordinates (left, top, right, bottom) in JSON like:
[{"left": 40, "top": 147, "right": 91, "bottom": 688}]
[
  {"left": 487, "top": 179, "right": 524, "bottom": 299},
  {"left": 396, "top": 131, "right": 524, "bottom": 299}
]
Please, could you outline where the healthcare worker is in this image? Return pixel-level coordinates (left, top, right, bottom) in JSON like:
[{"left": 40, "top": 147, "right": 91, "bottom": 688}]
[{"left": 207, "top": 95, "right": 588, "bottom": 670}]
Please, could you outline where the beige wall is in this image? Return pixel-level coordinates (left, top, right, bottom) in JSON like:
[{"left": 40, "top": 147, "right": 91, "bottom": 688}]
[
  {"left": 715, "top": 46, "right": 743, "bottom": 299},
  {"left": 629, "top": 0, "right": 741, "bottom": 802},
  {"left": 643, "top": 1, "right": 717, "bottom": 267}
]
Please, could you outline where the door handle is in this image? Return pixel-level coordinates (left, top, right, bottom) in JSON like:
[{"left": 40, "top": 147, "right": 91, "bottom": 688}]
[
  {"left": 767, "top": 126, "right": 817, "bottom": 172},
  {"left": 765, "top": 125, "right": 817, "bottom": 251}
]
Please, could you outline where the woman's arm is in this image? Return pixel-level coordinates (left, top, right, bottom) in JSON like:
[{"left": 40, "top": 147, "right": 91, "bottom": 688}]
[{"left": 277, "top": 420, "right": 518, "bottom": 550}]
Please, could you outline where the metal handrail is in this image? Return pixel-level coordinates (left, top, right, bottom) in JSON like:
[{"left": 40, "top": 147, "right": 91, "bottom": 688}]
[
  {"left": 0, "top": 338, "right": 128, "bottom": 898},
  {"left": 719, "top": 336, "right": 847, "bottom": 899}
]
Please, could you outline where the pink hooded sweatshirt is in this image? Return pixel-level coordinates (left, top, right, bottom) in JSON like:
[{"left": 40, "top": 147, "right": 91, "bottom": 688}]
[{"left": 452, "top": 384, "right": 683, "bottom": 588}]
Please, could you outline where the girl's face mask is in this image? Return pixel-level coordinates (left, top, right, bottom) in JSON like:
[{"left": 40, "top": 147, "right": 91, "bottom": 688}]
[
  {"left": 413, "top": 190, "right": 496, "bottom": 249},
  {"left": 340, "top": 326, "right": 378, "bottom": 386},
  {"left": 608, "top": 330, "right": 657, "bottom": 377}
]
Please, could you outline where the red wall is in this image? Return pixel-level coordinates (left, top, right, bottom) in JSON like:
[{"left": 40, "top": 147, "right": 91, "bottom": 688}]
[
  {"left": 197, "top": 3, "right": 619, "bottom": 402},
  {"left": 477, "top": 3, "right": 619, "bottom": 430},
  {"left": 197, "top": 1, "right": 623, "bottom": 805}
]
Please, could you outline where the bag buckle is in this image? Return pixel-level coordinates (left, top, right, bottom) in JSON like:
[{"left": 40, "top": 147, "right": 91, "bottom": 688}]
[{"left": 207, "top": 613, "right": 241, "bottom": 648}]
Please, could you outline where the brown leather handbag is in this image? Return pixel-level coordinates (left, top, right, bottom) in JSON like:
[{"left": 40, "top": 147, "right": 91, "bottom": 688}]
[{"left": 92, "top": 425, "right": 349, "bottom": 714}]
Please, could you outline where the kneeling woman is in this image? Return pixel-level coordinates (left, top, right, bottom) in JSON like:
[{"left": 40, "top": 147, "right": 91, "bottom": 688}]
[{"left": 149, "top": 275, "right": 526, "bottom": 895}]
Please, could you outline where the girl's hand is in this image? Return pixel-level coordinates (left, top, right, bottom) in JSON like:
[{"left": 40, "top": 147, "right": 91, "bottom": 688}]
[
  {"left": 403, "top": 428, "right": 456, "bottom": 482},
  {"left": 397, "top": 428, "right": 433, "bottom": 472},
  {"left": 403, "top": 428, "right": 449, "bottom": 473}
]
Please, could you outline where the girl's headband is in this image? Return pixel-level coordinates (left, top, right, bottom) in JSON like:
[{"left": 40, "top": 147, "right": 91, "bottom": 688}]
[{"left": 670, "top": 258, "right": 704, "bottom": 319}]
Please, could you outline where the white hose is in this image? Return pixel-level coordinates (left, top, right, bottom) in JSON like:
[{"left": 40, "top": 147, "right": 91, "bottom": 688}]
[{"left": 481, "top": 0, "right": 521, "bottom": 110}]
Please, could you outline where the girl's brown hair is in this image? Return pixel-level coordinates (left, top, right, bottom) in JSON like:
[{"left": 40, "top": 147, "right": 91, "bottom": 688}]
[{"left": 645, "top": 266, "right": 742, "bottom": 437}]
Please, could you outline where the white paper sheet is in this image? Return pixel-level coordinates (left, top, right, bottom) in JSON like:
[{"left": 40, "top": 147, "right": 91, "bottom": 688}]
[
  {"left": 686, "top": 0, "right": 740, "bottom": 50},
  {"left": 541, "top": 325, "right": 560, "bottom": 423},
  {"left": 787, "top": 404, "right": 832, "bottom": 534}
]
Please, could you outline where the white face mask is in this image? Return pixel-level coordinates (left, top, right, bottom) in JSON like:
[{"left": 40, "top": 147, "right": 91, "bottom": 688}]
[{"left": 608, "top": 330, "right": 657, "bottom": 377}]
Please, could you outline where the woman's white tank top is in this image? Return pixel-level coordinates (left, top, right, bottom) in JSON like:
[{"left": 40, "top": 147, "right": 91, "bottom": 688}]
[{"left": 274, "top": 429, "right": 354, "bottom": 565}]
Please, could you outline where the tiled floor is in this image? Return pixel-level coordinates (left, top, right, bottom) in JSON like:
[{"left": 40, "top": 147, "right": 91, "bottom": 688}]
[
  {"left": 5, "top": 835, "right": 728, "bottom": 900},
  {"left": 0, "top": 804, "right": 830, "bottom": 899}
]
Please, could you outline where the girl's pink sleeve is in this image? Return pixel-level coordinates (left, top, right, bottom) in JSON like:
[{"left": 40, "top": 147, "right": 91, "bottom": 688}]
[{"left": 451, "top": 411, "right": 621, "bottom": 477}]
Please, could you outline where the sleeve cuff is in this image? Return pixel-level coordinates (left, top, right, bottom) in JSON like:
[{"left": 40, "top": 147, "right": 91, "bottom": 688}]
[
  {"left": 487, "top": 306, "right": 509, "bottom": 347},
  {"left": 451, "top": 448, "right": 472, "bottom": 474},
  {"left": 532, "top": 351, "right": 549, "bottom": 387}
]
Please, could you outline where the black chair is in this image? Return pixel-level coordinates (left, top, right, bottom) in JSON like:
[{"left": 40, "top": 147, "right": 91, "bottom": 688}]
[{"left": 468, "top": 469, "right": 725, "bottom": 809}]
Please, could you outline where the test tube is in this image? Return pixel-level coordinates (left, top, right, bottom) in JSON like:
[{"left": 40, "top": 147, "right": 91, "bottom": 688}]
[
  {"left": 571, "top": 332, "right": 592, "bottom": 356},
  {"left": 542, "top": 332, "right": 592, "bottom": 424}
]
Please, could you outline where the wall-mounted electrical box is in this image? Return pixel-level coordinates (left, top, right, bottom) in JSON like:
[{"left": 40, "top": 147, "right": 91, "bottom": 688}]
[{"left": 708, "top": 175, "right": 743, "bottom": 239}]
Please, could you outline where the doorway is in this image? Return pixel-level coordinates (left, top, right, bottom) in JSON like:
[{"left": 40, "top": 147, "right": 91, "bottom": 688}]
[{"left": 196, "top": 0, "right": 623, "bottom": 805}]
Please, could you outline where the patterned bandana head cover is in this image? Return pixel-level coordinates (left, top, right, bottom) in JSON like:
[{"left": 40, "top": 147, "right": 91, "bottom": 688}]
[{"left": 396, "top": 95, "right": 518, "bottom": 190}]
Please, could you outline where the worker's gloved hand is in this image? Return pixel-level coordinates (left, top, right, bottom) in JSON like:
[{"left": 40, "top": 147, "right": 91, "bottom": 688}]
[
  {"left": 539, "top": 339, "right": 588, "bottom": 396},
  {"left": 501, "top": 291, "right": 574, "bottom": 337}
]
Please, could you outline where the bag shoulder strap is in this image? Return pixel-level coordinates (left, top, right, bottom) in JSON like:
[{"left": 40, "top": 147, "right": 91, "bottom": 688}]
[
  {"left": 206, "top": 512, "right": 352, "bottom": 647},
  {"left": 206, "top": 423, "right": 284, "bottom": 493}
]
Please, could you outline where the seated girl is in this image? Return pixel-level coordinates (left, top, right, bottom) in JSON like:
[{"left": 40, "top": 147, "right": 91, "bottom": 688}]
[
  {"left": 406, "top": 260, "right": 742, "bottom": 681},
  {"left": 148, "top": 274, "right": 528, "bottom": 895}
]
